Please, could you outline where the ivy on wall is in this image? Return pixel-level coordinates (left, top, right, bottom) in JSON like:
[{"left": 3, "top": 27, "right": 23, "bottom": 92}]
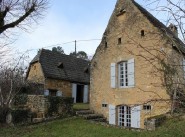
[
  {"left": 47, "top": 97, "right": 74, "bottom": 117},
  {"left": 14, "top": 94, "right": 28, "bottom": 106}
]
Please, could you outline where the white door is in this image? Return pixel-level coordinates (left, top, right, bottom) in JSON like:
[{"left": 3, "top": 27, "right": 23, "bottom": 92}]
[
  {"left": 118, "top": 106, "right": 131, "bottom": 127},
  {"left": 109, "top": 105, "right": 116, "bottom": 125},
  {"left": 72, "top": 84, "right": 77, "bottom": 103},
  {"left": 83, "top": 85, "right": 89, "bottom": 103},
  {"left": 131, "top": 106, "right": 141, "bottom": 128}
]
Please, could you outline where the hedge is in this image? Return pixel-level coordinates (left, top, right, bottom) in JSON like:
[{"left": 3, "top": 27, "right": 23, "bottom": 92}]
[
  {"left": 11, "top": 108, "right": 30, "bottom": 124},
  {"left": 0, "top": 107, "right": 10, "bottom": 123},
  {"left": 14, "top": 94, "right": 28, "bottom": 106},
  {"left": 47, "top": 97, "right": 74, "bottom": 117}
]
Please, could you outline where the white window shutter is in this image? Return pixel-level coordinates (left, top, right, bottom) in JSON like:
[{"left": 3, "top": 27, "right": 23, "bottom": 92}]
[
  {"left": 44, "top": 90, "right": 49, "bottom": 96},
  {"left": 111, "top": 63, "right": 116, "bottom": 88},
  {"left": 131, "top": 106, "right": 141, "bottom": 128},
  {"left": 56, "top": 91, "right": 62, "bottom": 97},
  {"left": 72, "top": 84, "right": 77, "bottom": 103},
  {"left": 128, "top": 58, "right": 135, "bottom": 87},
  {"left": 83, "top": 85, "right": 89, "bottom": 103},
  {"left": 109, "top": 105, "right": 116, "bottom": 125}
]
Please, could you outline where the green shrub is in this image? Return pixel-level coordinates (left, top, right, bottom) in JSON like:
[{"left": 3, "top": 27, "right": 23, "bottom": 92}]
[
  {"left": 0, "top": 107, "right": 10, "bottom": 123},
  {"left": 47, "top": 97, "right": 73, "bottom": 117},
  {"left": 14, "top": 94, "right": 28, "bottom": 106},
  {"left": 147, "top": 114, "right": 167, "bottom": 127},
  {"left": 11, "top": 108, "right": 29, "bottom": 124},
  {"left": 47, "top": 97, "right": 60, "bottom": 116}
]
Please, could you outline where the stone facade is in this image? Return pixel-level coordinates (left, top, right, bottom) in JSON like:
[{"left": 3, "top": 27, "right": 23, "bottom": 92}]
[
  {"left": 90, "top": 0, "right": 184, "bottom": 129},
  {"left": 27, "top": 95, "right": 49, "bottom": 118},
  {"left": 27, "top": 62, "right": 72, "bottom": 97},
  {"left": 27, "top": 53, "right": 90, "bottom": 103},
  {"left": 27, "top": 62, "right": 45, "bottom": 84},
  {"left": 45, "top": 79, "right": 72, "bottom": 97},
  {"left": 26, "top": 95, "right": 73, "bottom": 118}
]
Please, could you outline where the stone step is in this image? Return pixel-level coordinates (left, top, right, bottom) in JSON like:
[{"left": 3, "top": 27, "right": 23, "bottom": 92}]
[
  {"left": 91, "top": 118, "right": 107, "bottom": 122},
  {"left": 32, "top": 118, "right": 44, "bottom": 123},
  {"left": 76, "top": 110, "right": 94, "bottom": 115},
  {"left": 83, "top": 114, "right": 104, "bottom": 120}
]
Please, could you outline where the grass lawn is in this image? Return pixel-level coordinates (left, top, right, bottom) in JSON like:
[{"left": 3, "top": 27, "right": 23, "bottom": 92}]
[
  {"left": 73, "top": 103, "right": 89, "bottom": 110},
  {"left": 0, "top": 117, "right": 185, "bottom": 137}
]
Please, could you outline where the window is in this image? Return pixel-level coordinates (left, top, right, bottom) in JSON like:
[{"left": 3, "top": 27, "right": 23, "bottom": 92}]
[
  {"left": 58, "top": 62, "right": 63, "bottom": 68},
  {"left": 118, "top": 106, "right": 131, "bottom": 127},
  {"left": 143, "top": 105, "right": 151, "bottom": 111},
  {"left": 111, "top": 59, "right": 135, "bottom": 88},
  {"left": 116, "top": 7, "right": 126, "bottom": 16},
  {"left": 105, "top": 42, "right": 108, "bottom": 48},
  {"left": 49, "top": 89, "right": 57, "bottom": 96},
  {"left": 141, "top": 30, "right": 145, "bottom": 36},
  {"left": 56, "top": 91, "right": 62, "bottom": 97},
  {"left": 102, "top": 104, "right": 108, "bottom": 108},
  {"left": 119, "top": 61, "right": 128, "bottom": 87},
  {"left": 118, "top": 38, "right": 122, "bottom": 44}
]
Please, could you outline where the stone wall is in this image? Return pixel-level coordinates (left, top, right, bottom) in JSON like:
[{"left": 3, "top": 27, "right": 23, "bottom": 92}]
[
  {"left": 27, "top": 62, "right": 45, "bottom": 84},
  {"left": 27, "top": 62, "right": 72, "bottom": 98},
  {"left": 27, "top": 95, "right": 73, "bottom": 119},
  {"left": 45, "top": 79, "right": 72, "bottom": 97},
  {"left": 144, "top": 115, "right": 167, "bottom": 130},
  {"left": 27, "top": 95, "right": 49, "bottom": 118},
  {"left": 90, "top": 0, "right": 177, "bottom": 129}
]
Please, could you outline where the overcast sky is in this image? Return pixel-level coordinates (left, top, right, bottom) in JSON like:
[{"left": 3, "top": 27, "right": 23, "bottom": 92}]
[{"left": 13, "top": 0, "right": 166, "bottom": 60}]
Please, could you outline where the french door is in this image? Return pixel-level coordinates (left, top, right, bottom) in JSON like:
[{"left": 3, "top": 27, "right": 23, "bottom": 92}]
[{"left": 118, "top": 106, "right": 131, "bottom": 127}]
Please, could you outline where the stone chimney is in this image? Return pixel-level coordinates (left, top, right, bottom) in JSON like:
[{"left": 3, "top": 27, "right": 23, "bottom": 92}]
[{"left": 168, "top": 23, "right": 178, "bottom": 37}]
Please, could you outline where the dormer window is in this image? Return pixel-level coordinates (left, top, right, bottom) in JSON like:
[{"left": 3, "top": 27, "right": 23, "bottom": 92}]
[
  {"left": 57, "top": 62, "right": 63, "bottom": 68},
  {"left": 84, "top": 67, "right": 89, "bottom": 73}
]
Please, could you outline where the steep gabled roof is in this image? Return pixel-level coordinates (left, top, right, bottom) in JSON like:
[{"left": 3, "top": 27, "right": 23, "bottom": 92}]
[
  {"left": 29, "top": 49, "right": 90, "bottom": 84},
  {"left": 131, "top": 0, "right": 185, "bottom": 53},
  {"left": 94, "top": 0, "right": 185, "bottom": 58}
]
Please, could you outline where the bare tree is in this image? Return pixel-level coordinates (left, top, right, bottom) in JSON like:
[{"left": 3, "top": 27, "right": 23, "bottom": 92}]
[
  {"left": 0, "top": 0, "right": 48, "bottom": 35},
  {"left": 144, "top": 0, "right": 185, "bottom": 41},
  {"left": 141, "top": 0, "right": 185, "bottom": 113},
  {"left": 0, "top": 0, "right": 48, "bottom": 124},
  {"left": 0, "top": 52, "right": 29, "bottom": 106}
]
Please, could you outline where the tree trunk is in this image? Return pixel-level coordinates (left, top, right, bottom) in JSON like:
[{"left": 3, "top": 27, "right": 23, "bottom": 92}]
[{"left": 171, "top": 89, "right": 177, "bottom": 115}]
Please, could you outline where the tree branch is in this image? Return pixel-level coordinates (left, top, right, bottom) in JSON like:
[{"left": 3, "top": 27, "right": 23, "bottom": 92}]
[{"left": 0, "top": 4, "right": 35, "bottom": 34}]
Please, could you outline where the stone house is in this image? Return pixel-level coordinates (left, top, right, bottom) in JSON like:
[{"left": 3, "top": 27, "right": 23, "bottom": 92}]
[
  {"left": 26, "top": 49, "right": 90, "bottom": 103},
  {"left": 90, "top": 0, "right": 185, "bottom": 129}
]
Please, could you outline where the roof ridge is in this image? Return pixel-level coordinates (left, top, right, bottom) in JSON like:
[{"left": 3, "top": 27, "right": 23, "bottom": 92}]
[
  {"left": 131, "top": 0, "right": 185, "bottom": 53},
  {"left": 131, "top": 0, "right": 184, "bottom": 44},
  {"left": 41, "top": 48, "right": 90, "bottom": 62}
]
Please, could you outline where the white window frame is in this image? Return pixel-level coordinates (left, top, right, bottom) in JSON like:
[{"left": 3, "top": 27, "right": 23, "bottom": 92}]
[
  {"left": 118, "top": 106, "right": 131, "bottom": 127},
  {"left": 118, "top": 105, "right": 141, "bottom": 128},
  {"left": 118, "top": 61, "right": 129, "bottom": 88}
]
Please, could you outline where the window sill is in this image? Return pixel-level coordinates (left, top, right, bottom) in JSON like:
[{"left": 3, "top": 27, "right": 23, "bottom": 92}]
[{"left": 119, "top": 86, "right": 135, "bottom": 89}]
